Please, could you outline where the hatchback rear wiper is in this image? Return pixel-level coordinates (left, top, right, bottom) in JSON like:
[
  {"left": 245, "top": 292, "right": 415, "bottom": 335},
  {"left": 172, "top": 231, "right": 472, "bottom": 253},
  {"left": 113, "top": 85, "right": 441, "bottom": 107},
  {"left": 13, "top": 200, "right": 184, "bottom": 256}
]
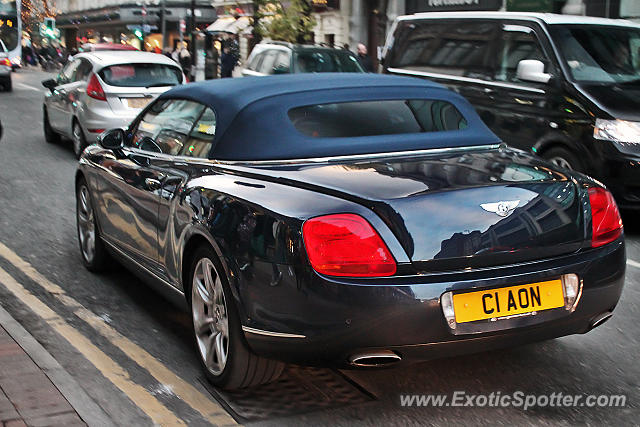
[{"left": 145, "top": 82, "right": 177, "bottom": 88}]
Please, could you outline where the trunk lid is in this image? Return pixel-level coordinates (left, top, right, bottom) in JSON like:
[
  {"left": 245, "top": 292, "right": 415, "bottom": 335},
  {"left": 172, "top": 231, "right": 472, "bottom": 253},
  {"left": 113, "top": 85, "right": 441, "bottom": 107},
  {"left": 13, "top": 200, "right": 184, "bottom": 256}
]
[{"left": 226, "top": 147, "right": 587, "bottom": 270}]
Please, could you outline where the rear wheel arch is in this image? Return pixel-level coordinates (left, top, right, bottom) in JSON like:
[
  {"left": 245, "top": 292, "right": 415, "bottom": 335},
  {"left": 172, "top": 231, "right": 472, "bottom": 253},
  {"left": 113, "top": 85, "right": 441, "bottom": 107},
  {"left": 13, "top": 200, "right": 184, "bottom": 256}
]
[{"left": 535, "top": 140, "right": 587, "bottom": 172}]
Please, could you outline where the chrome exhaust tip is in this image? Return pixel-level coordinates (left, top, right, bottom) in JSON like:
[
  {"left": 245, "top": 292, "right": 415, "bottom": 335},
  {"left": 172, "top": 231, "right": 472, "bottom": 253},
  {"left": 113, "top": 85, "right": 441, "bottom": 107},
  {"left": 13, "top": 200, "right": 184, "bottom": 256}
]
[
  {"left": 590, "top": 312, "right": 613, "bottom": 330},
  {"left": 349, "top": 350, "right": 401, "bottom": 367}
]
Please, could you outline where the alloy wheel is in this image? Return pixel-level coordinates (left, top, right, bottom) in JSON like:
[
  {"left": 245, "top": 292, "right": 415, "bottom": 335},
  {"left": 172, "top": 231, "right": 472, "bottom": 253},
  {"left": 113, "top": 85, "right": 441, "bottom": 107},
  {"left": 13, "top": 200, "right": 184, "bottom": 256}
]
[
  {"left": 77, "top": 185, "right": 96, "bottom": 263},
  {"left": 191, "top": 257, "right": 229, "bottom": 376}
]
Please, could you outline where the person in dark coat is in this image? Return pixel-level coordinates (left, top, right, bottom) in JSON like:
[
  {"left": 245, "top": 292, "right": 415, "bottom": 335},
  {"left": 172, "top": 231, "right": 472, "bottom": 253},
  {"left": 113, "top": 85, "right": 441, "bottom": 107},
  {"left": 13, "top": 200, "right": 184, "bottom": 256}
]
[
  {"left": 220, "top": 47, "right": 236, "bottom": 78},
  {"left": 356, "top": 43, "right": 374, "bottom": 73}
]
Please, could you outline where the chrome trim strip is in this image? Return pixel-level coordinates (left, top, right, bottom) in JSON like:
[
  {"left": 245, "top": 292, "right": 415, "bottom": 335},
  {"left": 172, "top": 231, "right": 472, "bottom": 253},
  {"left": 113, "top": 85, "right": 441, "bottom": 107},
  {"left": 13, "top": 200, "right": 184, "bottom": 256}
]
[
  {"left": 242, "top": 326, "right": 306, "bottom": 339},
  {"left": 214, "top": 144, "right": 502, "bottom": 166},
  {"left": 103, "top": 239, "right": 181, "bottom": 292},
  {"left": 387, "top": 67, "right": 546, "bottom": 94}
]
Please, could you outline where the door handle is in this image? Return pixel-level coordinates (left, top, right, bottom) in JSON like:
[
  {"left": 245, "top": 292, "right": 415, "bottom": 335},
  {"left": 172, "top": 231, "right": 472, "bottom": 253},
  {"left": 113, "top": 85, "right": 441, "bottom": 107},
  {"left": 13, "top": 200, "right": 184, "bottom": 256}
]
[{"left": 144, "top": 178, "right": 162, "bottom": 191}]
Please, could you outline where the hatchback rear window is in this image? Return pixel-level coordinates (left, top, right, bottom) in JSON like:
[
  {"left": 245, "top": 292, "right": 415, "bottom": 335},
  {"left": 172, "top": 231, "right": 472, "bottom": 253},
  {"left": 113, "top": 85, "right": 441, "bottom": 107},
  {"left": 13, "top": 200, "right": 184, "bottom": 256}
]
[
  {"left": 99, "top": 63, "right": 182, "bottom": 87},
  {"left": 288, "top": 99, "right": 467, "bottom": 138}
]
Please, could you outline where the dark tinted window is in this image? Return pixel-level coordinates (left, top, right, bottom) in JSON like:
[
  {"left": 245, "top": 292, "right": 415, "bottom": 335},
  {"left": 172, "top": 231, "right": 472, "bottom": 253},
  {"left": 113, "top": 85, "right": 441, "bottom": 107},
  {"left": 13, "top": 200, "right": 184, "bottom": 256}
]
[
  {"left": 389, "top": 20, "right": 498, "bottom": 79},
  {"left": 288, "top": 99, "right": 467, "bottom": 138},
  {"left": 550, "top": 24, "right": 640, "bottom": 83},
  {"left": 293, "top": 50, "right": 363, "bottom": 73},
  {"left": 99, "top": 63, "right": 182, "bottom": 87},
  {"left": 496, "top": 25, "right": 549, "bottom": 82}
]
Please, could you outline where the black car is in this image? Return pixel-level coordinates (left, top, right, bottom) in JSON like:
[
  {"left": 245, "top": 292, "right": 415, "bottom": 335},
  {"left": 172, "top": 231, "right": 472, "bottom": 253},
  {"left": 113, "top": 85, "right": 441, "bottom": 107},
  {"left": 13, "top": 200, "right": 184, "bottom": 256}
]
[
  {"left": 383, "top": 12, "right": 640, "bottom": 209},
  {"left": 76, "top": 73, "right": 625, "bottom": 390}
]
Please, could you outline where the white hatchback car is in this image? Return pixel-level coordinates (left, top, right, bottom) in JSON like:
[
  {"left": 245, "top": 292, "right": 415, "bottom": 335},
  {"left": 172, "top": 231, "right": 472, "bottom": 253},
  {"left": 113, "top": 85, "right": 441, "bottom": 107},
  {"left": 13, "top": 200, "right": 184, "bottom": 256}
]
[{"left": 42, "top": 50, "right": 185, "bottom": 157}]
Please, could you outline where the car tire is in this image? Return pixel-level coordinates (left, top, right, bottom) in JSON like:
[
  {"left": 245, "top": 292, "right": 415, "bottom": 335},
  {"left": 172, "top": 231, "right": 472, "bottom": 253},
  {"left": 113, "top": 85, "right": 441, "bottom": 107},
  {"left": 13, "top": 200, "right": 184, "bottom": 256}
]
[
  {"left": 4, "top": 79, "right": 11, "bottom": 92},
  {"left": 188, "top": 246, "right": 284, "bottom": 390},
  {"left": 72, "top": 121, "right": 87, "bottom": 159},
  {"left": 76, "top": 178, "right": 109, "bottom": 272},
  {"left": 43, "top": 107, "right": 60, "bottom": 144},
  {"left": 542, "top": 146, "right": 584, "bottom": 172}
]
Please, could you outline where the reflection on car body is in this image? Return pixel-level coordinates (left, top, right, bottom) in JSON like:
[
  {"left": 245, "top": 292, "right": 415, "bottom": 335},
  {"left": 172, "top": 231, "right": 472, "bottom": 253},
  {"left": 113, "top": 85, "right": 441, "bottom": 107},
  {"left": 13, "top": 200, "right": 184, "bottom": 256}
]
[{"left": 75, "top": 74, "right": 625, "bottom": 390}]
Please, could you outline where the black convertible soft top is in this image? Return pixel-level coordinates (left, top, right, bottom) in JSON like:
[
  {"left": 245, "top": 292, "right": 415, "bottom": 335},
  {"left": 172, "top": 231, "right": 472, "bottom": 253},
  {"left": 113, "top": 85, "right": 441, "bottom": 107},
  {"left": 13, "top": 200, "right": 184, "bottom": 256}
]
[{"left": 159, "top": 73, "right": 500, "bottom": 161}]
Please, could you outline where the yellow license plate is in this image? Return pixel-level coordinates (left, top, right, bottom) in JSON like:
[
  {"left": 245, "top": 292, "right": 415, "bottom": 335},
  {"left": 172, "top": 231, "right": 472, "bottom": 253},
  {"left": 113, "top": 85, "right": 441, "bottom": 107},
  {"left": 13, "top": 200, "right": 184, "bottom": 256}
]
[
  {"left": 452, "top": 280, "right": 565, "bottom": 324},
  {"left": 124, "top": 98, "right": 151, "bottom": 109}
]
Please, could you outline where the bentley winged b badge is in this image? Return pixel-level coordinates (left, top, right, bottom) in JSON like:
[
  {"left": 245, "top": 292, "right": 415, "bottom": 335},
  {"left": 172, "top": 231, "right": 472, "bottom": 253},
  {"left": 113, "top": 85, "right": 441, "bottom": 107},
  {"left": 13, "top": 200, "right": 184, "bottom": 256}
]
[{"left": 480, "top": 200, "right": 520, "bottom": 217}]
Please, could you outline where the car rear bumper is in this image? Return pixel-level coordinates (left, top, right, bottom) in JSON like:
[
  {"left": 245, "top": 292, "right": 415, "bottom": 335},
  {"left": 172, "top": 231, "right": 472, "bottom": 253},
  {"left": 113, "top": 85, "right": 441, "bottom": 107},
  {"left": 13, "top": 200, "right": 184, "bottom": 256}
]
[
  {"left": 241, "top": 239, "right": 625, "bottom": 367},
  {"left": 80, "top": 105, "right": 137, "bottom": 143}
]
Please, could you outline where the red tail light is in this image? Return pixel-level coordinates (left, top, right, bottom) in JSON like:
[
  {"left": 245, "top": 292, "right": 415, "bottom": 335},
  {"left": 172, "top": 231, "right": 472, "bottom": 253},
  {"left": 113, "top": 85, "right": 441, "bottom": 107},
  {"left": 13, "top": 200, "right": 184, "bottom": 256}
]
[
  {"left": 0, "top": 58, "right": 10, "bottom": 67},
  {"left": 588, "top": 187, "right": 623, "bottom": 247},
  {"left": 302, "top": 214, "right": 397, "bottom": 277},
  {"left": 87, "top": 73, "right": 106, "bottom": 101}
]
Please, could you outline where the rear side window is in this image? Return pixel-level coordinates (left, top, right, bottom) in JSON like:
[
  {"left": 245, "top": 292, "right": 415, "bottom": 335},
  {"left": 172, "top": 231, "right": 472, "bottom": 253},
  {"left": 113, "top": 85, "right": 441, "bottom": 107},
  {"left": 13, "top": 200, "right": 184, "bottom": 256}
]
[
  {"left": 293, "top": 50, "right": 363, "bottom": 73},
  {"left": 288, "top": 99, "right": 467, "bottom": 138},
  {"left": 389, "top": 20, "right": 498, "bottom": 79},
  {"left": 132, "top": 99, "right": 205, "bottom": 155},
  {"left": 99, "top": 63, "right": 182, "bottom": 87},
  {"left": 180, "top": 108, "right": 217, "bottom": 158}
]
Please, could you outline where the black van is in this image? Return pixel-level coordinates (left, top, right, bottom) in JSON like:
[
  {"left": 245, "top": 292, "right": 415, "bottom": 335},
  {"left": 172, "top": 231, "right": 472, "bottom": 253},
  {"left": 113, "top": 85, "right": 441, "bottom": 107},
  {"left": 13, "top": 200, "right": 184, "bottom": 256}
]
[{"left": 383, "top": 12, "right": 640, "bottom": 209}]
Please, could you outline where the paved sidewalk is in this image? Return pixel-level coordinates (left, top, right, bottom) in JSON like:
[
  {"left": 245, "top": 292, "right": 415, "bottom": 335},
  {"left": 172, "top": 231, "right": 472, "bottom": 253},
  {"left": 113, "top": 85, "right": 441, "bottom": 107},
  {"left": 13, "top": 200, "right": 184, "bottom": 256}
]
[
  {"left": 0, "top": 325, "right": 85, "bottom": 426},
  {"left": 0, "top": 306, "right": 114, "bottom": 427}
]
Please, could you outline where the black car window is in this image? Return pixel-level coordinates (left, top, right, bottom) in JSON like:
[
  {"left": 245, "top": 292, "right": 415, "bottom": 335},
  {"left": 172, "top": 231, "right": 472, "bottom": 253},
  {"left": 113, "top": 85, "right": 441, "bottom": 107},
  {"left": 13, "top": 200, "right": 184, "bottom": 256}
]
[
  {"left": 288, "top": 99, "right": 467, "bottom": 138},
  {"left": 258, "top": 50, "right": 278, "bottom": 74},
  {"left": 293, "top": 50, "right": 363, "bottom": 73},
  {"left": 179, "top": 108, "right": 217, "bottom": 158},
  {"left": 131, "top": 99, "right": 205, "bottom": 155},
  {"left": 389, "top": 20, "right": 499, "bottom": 80},
  {"left": 58, "top": 59, "right": 80, "bottom": 84},
  {"left": 496, "top": 25, "right": 549, "bottom": 83}
]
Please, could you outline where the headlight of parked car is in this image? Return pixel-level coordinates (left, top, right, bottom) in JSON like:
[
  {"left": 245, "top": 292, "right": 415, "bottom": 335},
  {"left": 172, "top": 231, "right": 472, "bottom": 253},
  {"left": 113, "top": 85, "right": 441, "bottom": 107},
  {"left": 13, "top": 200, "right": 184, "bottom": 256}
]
[{"left": 594, "top": 118, "right": 640, "bottom": 144}]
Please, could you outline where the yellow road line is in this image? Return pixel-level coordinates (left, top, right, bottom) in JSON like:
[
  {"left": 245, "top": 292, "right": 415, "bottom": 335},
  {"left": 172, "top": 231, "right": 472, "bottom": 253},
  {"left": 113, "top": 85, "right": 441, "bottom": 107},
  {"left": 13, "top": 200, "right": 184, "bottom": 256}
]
[
  {"left": 0, "top": 266, "right": 185, "bottom": 426},
  {"left": 0, "top": 242, "right": 237, "bottom": 426}
]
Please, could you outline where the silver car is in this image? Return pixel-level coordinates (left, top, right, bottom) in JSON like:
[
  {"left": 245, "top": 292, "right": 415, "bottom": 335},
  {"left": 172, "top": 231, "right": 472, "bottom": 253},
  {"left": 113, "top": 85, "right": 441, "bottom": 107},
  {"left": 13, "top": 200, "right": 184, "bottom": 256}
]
[
  {"left": 0, "top": 40, "right": 11, "bottom": 92},
  {"left": 42, "top": 50, "right": 185, "bottom": 157}
]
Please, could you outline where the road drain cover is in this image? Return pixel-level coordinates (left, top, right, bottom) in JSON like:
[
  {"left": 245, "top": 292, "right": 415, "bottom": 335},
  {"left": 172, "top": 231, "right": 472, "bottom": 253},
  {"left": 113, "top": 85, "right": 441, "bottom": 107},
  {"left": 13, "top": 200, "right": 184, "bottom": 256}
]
[{"left": 200, "top": 366, "right": 375, "bottom": 423}]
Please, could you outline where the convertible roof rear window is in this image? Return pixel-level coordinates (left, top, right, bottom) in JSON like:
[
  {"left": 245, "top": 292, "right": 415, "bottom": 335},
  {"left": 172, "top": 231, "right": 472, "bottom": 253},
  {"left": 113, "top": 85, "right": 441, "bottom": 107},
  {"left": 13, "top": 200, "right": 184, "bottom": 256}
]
[{"left": 288, "top": 99, "right": 467, "bottom": 138}]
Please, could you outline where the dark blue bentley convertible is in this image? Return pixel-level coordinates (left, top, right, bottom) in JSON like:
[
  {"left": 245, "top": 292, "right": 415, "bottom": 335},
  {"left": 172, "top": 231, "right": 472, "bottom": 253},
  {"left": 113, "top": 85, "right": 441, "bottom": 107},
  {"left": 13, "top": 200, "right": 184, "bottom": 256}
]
[{"left": 75, "top": 74, "right": 625, "bottom": 389}]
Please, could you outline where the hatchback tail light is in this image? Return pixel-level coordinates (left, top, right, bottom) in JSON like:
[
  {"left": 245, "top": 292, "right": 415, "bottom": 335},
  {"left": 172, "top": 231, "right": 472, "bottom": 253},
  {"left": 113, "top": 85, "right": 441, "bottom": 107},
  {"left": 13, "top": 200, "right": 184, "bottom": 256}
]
[
  {"left": 87, "top": 73, "right": 106, "bottom": 101},
  {"left": 302, "top": 214, "right": 397, "bottom": 277},
  {"left": 588, "top": 187, "right": 623, "bottom": 247},
  {"left": 0, "top": 58, "right": 10, "bottom": 67}
]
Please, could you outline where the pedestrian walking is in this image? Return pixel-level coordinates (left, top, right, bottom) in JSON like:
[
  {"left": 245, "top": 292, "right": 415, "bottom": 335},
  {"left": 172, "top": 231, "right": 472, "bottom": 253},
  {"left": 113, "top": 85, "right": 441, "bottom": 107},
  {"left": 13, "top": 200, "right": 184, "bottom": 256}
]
[
  {"left": 356, "top": 43, "right": 374, "bottom": 73},
  {"left": 178, "top": 45, "right": 192, "bottom": 80},
  {"left": 220, "top": 47, "right": 236, "bottom": 78}
]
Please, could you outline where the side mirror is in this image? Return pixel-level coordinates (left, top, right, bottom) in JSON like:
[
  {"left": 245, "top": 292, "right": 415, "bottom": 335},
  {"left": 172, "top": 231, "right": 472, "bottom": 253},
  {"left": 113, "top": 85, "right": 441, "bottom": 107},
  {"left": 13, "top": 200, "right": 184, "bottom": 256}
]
[
  {"left": 97, "top": 128, "right": 125, "bottom": 150},
  {"left": 516, "top": 59, "right": 552, "bottom": 84},
  {"left": 41, "top": 78, "right": 57, "bottom": 91}
]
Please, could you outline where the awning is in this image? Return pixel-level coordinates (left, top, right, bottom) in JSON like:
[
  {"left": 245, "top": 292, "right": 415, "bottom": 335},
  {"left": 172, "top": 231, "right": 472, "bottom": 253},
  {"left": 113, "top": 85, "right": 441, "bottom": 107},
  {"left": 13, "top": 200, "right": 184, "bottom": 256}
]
[
  {"left": 206, "top": 16, "right": 250, "bottom": 34},
  {"left": 206, "top": 16, "right": 236, "bottom": 33}
]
